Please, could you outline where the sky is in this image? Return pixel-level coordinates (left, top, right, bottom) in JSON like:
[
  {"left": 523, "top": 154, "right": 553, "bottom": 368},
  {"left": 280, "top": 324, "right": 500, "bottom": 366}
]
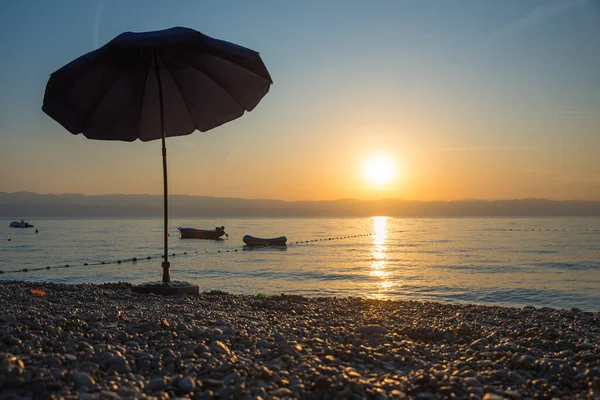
[{"left": 0, "top": 0, "right": 599, "bottom": 201}]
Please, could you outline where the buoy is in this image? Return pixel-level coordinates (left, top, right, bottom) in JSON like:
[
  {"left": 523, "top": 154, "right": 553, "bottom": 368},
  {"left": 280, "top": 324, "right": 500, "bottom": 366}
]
[
  {"left": 35, "top": 229, "right": 38, "bottom": 233},
  {"left": 46, "top": 266, "right": 51, "bottom": 269},
  {"left": 8, "top": 238, "right": 11, "bottom": 242},
  {"left": 132, "top": 257, "right": 137, "bottom": 262}
]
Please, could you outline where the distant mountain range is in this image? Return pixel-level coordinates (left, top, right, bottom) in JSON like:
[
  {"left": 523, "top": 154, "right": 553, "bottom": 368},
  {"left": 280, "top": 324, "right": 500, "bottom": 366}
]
[{"left": 1, "top": 192, "right": 599, "bottom": 217}]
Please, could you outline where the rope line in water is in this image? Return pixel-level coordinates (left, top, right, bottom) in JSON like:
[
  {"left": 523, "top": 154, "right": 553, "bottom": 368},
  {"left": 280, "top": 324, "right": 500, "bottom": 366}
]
[
  {"left": 2, "top": 228, "right": 597, "bottom": 275},
  {"left": 0, "top": 230, "right": 403, "bottom": 275},
  {"left": 500, "top": 228, "right": 598, "bottom": 231}
]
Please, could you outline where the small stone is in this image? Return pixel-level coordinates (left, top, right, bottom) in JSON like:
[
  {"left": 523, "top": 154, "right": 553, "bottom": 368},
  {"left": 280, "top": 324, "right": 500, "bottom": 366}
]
[
  {"left": 415, "top": 392, "right": 434, "bottom": 399},
  {"left": 482, "top": 394, "right": 504, "bottom": 400},
  {"left": 258, "top": 339, "right": 275, "bottom": 349},
  {"left": 357, "top": 325, "right": 387, "bottom": 336},
  {"left": 582, "top": 352, "right": 597, "bottom": 362},
  {"left": 465, "top": 377, "right": 482, "bottom": 387},
  {"left": 470, "top": 338, "right": 489, "bottom": 350},
  {"left": 72, "top": 372, "right": 96, "bottom": 389},
  {"left": 508, "top": 371, "right": 525, "bottom": 383},
  {"left": 118, "top": 386, "right": 141, "bottom": 398},
  {"left": 224, "top": 372, "right": 242, "bottom": 385},
  {"left": 178, "top": 376, "right": 195, "bottom": 393},
  {"left": 146, "top": 377, "right": 165, "bottom": 392},
  {"left": 558, "top": 349, "right": 574, "bottom": 358},
  {"left": 98, "top": 390, "right": 120, "bottom": 400},
  {"left": 586, "top": 368, "right": 600, "bottom": 378},
  {"left": 272, "top": 388, "right": 293, "bottom": 397},
  {"left": 314, "top": 376, "right": 331, "bottom": 389},
  {"left": 390, "top": 390, "right": 407, "bottom": 399},
  {"left": 106, "top": 356, "right": 131, "bottom": 373},
  {"left": 0, "top": 314, "right": 17, "bottom": 323},
  {"left": 576, "top": 343, "right": 594, "bottom": 351},
  {"left": 194, "top": 343, "right": 209, "bottom": 354},
  {"left": 210, "top": 340, "right": 231, "bottom": 355},
  {"left": 4, "top": 337, "right": 22, "bottom": 347},
  {"left": 201, "top": 379, "right": 224, "bottom": 388}
]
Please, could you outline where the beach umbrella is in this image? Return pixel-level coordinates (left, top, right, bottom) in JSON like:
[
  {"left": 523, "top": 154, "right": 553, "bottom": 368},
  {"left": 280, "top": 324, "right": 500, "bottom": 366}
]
[{"left": 42, "top": 27, "right": 272, "bottom": 294}]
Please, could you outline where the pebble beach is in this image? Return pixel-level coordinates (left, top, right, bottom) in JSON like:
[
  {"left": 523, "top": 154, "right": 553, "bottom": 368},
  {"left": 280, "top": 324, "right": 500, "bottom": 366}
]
[{"left": 0, "top": 281, "right": 599, "bottom": 400}]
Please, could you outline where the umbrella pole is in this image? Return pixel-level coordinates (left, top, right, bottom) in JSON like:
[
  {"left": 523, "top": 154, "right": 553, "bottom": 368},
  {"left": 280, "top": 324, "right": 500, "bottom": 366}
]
[{"left": 155, "top": 52, "right": 170, "bottom": 283}]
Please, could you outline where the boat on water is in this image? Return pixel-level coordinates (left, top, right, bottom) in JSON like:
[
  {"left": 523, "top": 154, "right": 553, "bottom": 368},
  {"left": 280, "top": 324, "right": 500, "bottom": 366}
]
[
  {"left": 243, "top": 244, "right": 287, "bottom": 251},
  {"left": 178, "top": 226, "right": 228, "bottom": 240},
  {"left": 242, "top": 234, "right": 287, "bottom": 246},
  {"left": 9, "top": 220, "right": 34, "bottom": 228}
]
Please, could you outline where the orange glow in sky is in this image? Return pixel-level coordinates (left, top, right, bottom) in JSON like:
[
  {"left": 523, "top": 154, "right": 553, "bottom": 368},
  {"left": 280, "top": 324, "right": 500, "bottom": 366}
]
[
  {"left": 1, "top": 1, "right": 599, "bottom": 201},
  {"left": 364, "top": 155, "right": 397, "bottom": 185}
]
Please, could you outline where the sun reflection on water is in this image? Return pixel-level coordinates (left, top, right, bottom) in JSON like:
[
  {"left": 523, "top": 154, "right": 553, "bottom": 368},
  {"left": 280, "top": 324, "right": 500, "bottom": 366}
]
[{"left": 370, "top": 216, "right": 394, "bottom": 299}]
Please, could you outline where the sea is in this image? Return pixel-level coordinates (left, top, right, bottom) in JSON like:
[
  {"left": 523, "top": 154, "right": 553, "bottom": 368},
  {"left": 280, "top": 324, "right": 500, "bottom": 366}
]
[{"left": 1, "top": 217, "right": 599, "bottom": 311}]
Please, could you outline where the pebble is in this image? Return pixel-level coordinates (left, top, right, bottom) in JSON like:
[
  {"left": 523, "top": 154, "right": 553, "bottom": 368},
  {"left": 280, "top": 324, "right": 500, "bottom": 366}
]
[
  {"left": 482, "top": 394, "right": 504, "bottom": 400},
  {"left": 357, "top": 325, "right": 388, "bottom": 336},
  {"left": 210, "top": 340, "right": 231, "bottom": 355},
  {"left": 0, "top": 280, "right": 597, "bottom": 400},
  {"left": 72, "top": 372, "right": 96, "bottom": 389},
  {"left": 470, "top": 338, "right": 489, "bottom": 350},
  {"left": 178, "top": 376, "right": 196, "bottom": 392},
  {"left": 145, "top": 377, "right": 165, "bottom": 392}
]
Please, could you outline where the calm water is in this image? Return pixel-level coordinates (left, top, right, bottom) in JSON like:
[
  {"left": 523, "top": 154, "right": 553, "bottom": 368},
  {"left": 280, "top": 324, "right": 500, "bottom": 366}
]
[{"left": 1, "top": 217, "right": 599, "bottom": 311}]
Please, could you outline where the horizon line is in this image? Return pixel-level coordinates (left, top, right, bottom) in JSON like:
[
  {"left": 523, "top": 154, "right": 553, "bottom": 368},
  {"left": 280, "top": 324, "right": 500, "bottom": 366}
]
[{"left": 2, "top": 191, "right": 600, "bottom": 203}]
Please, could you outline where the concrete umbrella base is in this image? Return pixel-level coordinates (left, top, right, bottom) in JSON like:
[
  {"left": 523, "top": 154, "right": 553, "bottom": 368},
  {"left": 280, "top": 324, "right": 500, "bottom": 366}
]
[{"left": 131, "top": 281, "right": 199, "bottom": 295}]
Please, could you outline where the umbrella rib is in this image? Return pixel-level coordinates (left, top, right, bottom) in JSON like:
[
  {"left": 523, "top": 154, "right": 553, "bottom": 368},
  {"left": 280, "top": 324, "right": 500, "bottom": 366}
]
[
  {"left": 160, "top": 56, "right": 198, "bottom": 130},
  {"left": 171, "top": 51, "right": 260, "bottom": 111},
  {"left": 135, "top": 61, "right": 152, "bottom": 140},
  {"left": 82, "top": 59, "right": 145, "bottom": 133}
]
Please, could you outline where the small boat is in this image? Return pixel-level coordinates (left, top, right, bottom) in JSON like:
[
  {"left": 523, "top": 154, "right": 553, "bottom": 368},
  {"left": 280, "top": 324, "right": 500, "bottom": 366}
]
[
  {"left": 243, "top": 244, "right": 287, "bottom": 251},
  {"left": 9, "top": 220, "right": 34, "bottom": 228},
  {"left": 242, "top": 235, "right": 287, "bottom": 246},
  {"left": 178, "top": 226, "right": 228, "bottom": 240}
]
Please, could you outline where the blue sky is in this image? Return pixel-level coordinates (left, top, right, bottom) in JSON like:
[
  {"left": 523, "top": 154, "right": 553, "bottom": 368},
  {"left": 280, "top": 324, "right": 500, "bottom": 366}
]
[{"left": 1, "top": 0, "right": 599, "bottom": 200}]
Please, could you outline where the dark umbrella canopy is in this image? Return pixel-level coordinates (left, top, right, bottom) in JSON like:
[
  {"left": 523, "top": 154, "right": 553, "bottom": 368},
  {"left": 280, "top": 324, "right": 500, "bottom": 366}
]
[
  {"left": 42, "top": 27, "right": 272, "bottom": 287},
  {"left": 42, "top": 27, "right": 272, "bottom": 142}
]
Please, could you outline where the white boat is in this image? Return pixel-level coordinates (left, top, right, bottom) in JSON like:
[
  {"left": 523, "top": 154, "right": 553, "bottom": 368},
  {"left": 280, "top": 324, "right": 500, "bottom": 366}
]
[{"left": 9, "top": 220, "right": 34, "bottom": 228}]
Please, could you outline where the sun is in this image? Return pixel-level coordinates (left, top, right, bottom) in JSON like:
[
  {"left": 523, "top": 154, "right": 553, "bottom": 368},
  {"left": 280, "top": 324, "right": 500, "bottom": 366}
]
[{"left": 364, "top": 155, "right": 396, "bottom": 184}]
